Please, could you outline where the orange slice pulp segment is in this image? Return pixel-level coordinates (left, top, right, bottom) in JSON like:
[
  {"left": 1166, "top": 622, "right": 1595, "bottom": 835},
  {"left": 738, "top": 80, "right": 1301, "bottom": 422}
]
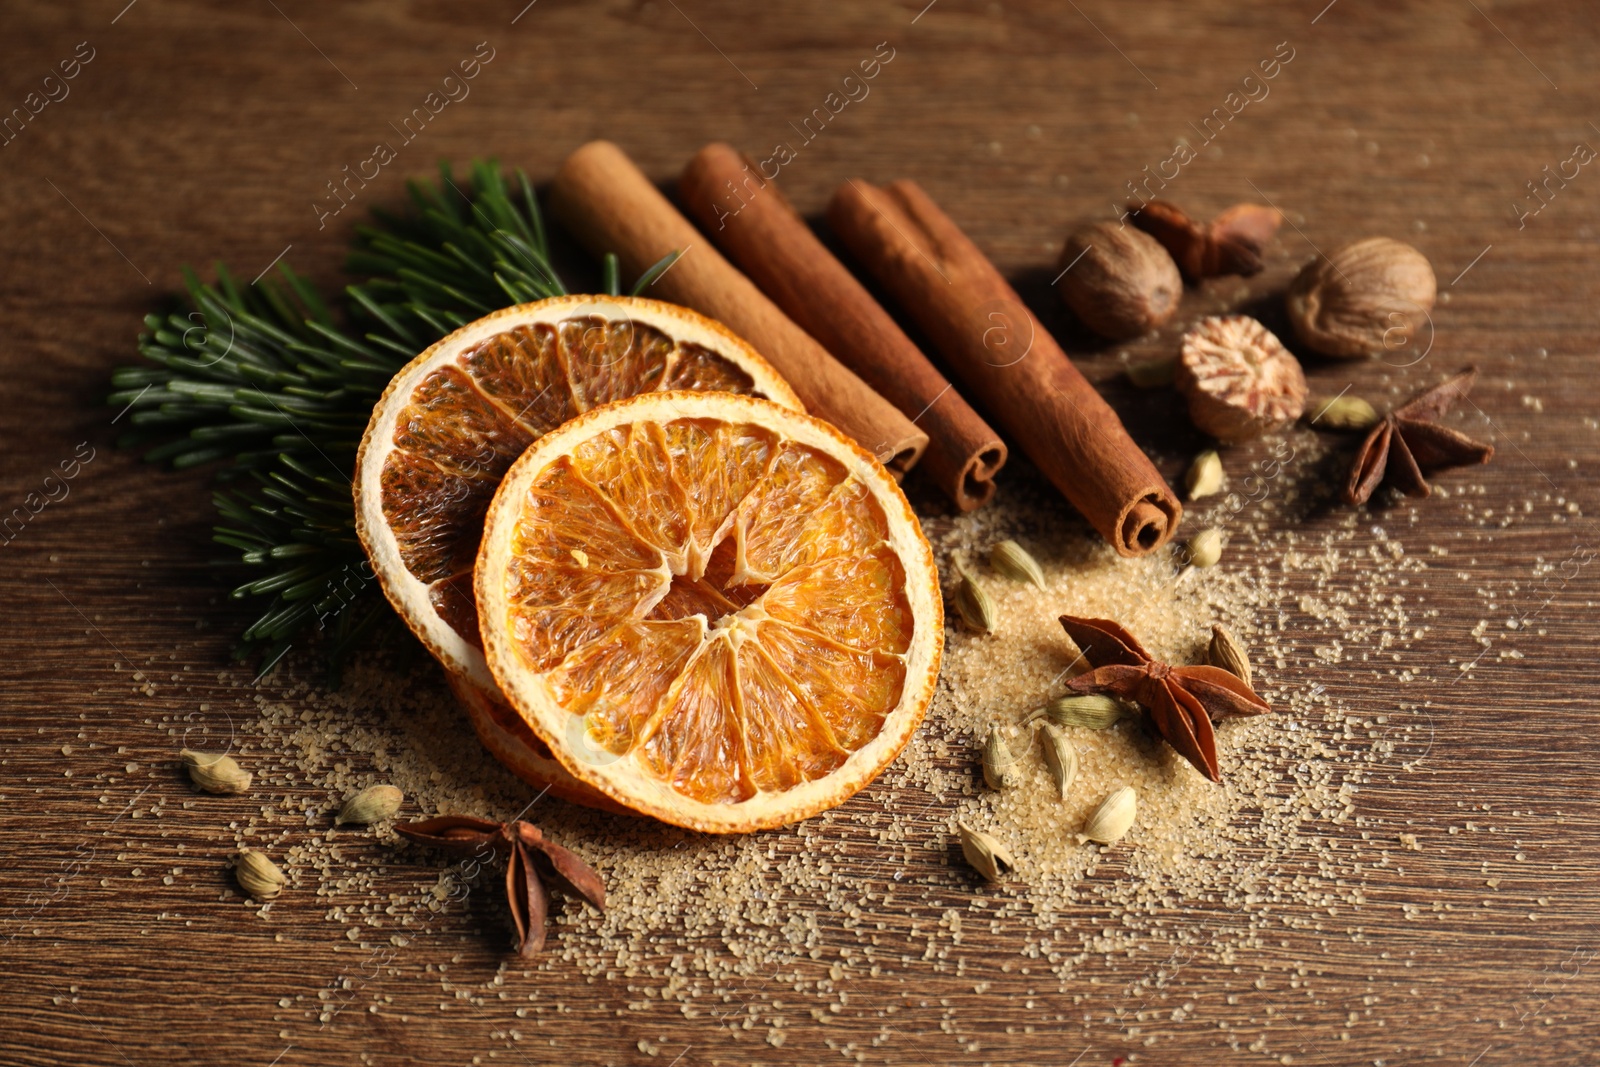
[{"left": 477, "top": 391, "right": 942, "bottom": 833}]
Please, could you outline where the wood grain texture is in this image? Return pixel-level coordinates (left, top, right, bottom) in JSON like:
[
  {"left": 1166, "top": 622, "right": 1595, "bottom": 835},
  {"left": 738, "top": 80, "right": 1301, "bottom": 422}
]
[{"left": 3, "top": 1, "right": 1600, "bottom": 1064}]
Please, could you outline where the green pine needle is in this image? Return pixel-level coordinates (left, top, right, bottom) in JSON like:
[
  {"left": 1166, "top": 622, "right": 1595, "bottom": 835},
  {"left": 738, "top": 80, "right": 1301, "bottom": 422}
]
[{"left": 113, "top": 159, "right": 680, "bottom": 682}]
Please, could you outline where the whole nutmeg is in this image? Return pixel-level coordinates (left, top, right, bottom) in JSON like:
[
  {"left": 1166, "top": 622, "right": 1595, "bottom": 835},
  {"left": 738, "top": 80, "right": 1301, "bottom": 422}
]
[
  {"left": 1286, "top": 237, "right": 1436, "bottom": 359},
  {"left": 1056, "top": 222, "right": 1182, "bottom": 340},
  {"left": 1174, "top": 315, "right": 1308, "bottom": 441}
]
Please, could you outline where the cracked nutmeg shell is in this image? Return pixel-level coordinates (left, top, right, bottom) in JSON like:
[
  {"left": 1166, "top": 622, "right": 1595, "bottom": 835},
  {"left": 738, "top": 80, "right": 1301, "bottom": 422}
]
[
  {"left": 1174, "top": 315, "right": 1308, "bottom": 441},
  {"left": 1285, "top": 237, "right": 1437, "bottom": 359},
  {"left": 1055, "top": 222, "right": 1183, "bottom": 340}
]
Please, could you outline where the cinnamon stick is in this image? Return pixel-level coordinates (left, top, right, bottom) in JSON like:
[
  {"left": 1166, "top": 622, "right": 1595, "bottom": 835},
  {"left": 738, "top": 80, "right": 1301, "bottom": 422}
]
[
  {"left": 547, "top": 141, "right": 927, "bottom": 476},
  {"left": 679, "top": 143, "right": 1007, "bottom": 511},
  {"left": 828, "top": 179, "right": 1182, "bottom": 556}
]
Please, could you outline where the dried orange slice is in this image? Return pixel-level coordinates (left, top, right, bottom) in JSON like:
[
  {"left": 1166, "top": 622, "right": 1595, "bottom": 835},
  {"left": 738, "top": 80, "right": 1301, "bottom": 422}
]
[
  {"left": 475, "top": 391, "right": 942, "bottom": 832},
  {"left": 355, "top": 297, "right": 801, "bottom": 809}
]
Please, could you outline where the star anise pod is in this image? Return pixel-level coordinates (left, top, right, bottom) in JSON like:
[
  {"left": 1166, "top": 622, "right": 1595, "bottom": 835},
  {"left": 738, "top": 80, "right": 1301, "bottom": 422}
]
[
  {"left": 396, "top": 815, "right": 606, "bottom": 957},
  {"left": 1128, "top": 200, "right": 1283, "bottom": 282},
  {"left": 1058, "top": 615, "right": 1271, "bottom": 783},
  {"left": 1344, "top": 367, "right": 1494, "bottom": 505}
]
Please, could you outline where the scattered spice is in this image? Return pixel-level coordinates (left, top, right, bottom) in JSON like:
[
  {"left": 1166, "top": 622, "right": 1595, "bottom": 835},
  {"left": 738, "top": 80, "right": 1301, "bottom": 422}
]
[
  {"left": 952, "top": 558, "right": 997, "bottom": 633},
  {"left": 336, "top": 784, "right": 404, "bottom": 826},
  {"left": 1306, "top": 393, "right": 1380, "bottom": 432},
  {"left": 1124, "top": 356, "right": 1176, "bottom": 389},
  {"left": 1344, "top": 367, "right": 1495, "bottom": 505},
  {"left": 1078, "top": 786, "right": 1138, "bottom": 845},
  {"left": 989, "top": 539, "right": 1045, "bottom": 589},
  {"left": 163, "top": 486, "right": 1478, "bottom": 1032},
  {"left": 1186, "top": 527, "right": 1223, "bottom": 569},
  {"left": 1037, "top": 723, "right": 1079, "bottom": 801},
  {"left": 1184, "top": 449, "right": 1225, "bottom": 501},
  {"left": 956, "top": 820, "right": 1015, "bottom": 882},
  {"left": 234, "top": 848, "right": 286, "bottom": 901},
  {"left": 1128, "top": 200, "right": 1282, "bottom": 282},
  {"left": 395, "top": 815, "right": 605, "bottom": 957},
  {"left": 1058, "top": 615, "right": 1271, "bottom": 782},
  {"left": 180, "top": 748, "right": 252, "bottom": 795},
  {"left": 980, "top": 723, "right": 1019, "bottom": 791},
  {"left": 1174, "top": 315, "right": 1307, "bottom": 441},
  {"left": 1206, "top": 624, "right": 1254, "bottom": 688},
  {"left": 1022, "top": 693, "right": 1128, "bottom": 730},
  {"left": 1055, "top": 221, "right": 1182, "bottom": 340},
  {"left": 1286, "top": 236, "right": 1437, "bottom": 359}
]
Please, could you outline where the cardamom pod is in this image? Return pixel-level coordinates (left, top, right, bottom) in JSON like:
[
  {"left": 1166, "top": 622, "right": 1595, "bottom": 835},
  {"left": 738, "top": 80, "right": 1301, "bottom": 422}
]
[
  {"left": 180, "top": 748, "right": 253, "bottom": 795},
  {"left": 956, "top": 820, "right": 1015, "bottom": 882},
  {"left": 1307, "top": 393, "right": 1379, "bottom": 432},
  {"left": 953, "top": 560, "right": 996, "bottom": 633},
  {"left": 981, "top": 724, "right": 1018, "bottom": 791},
  {"left": 235, "top": 848, "right": 286, "bottom": 901},
  {"left": 989, "top": 539, "right": 1045, "bottom": 589},
  {"left": 1125, "top": 356, "right": 1176, "bottom": 389},
  {"left": 336, "top": 784, "right": 404, "bottom": 826},
  {"left": 1037, "top": 723, "right": 1078, "bottom": 801},
  {"left": 1186, "top": 527, "right": 1223, "bottom": 568},
  {"left": 1206, "top": 624, "right": 1253, "bottom": 688},
  {"left": 1078, "top": 786, "right": 1137, "bottom": 845},
  {"left": 1023, "top": 694, "right": 1128, "bottom": 730},
  {"left": 1184, "top": 449, "right": 1225, "bottom": 501}
]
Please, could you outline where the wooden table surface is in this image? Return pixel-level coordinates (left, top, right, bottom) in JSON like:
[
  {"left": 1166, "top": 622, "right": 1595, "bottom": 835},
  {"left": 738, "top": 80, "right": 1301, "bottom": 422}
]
[{"left": 4, "top": 1, "right": 1599, "bottom": 1063}]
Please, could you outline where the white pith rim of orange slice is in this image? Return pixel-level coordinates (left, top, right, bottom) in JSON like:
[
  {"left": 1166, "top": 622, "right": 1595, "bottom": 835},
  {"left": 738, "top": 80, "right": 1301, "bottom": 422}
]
[
  {"left": 475, "top": 391, "right": 943, "bottom": 833},
  {"left": 353, "top": 296, "right": 802, "bottom": 705},
  {"left": 445, "top": 673, "right": 635, "bottom": 815}
]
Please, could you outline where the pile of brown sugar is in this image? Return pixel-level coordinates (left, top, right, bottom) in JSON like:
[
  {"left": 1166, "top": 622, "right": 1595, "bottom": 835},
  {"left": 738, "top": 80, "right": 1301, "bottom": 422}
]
[{"left": 173, "top": 431, "right": 1493, "bottom": 1061}]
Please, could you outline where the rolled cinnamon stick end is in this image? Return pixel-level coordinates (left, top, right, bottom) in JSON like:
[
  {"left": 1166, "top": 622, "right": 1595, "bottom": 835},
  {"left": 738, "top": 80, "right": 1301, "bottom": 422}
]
[
  {"left": 829, "top": 179, "right": 1182, "bottom": 556},
  {"left": 547, "top": 141, "right": 927, "bottom": 477},
  {"left": 679, "top": 143, "right": 1007, "bottom": 511}
]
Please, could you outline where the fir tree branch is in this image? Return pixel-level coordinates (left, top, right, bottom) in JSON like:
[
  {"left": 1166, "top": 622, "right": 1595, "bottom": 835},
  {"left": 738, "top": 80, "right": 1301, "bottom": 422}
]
[{"left": 111, "top": 160, "right": 634, "bottom": 681}]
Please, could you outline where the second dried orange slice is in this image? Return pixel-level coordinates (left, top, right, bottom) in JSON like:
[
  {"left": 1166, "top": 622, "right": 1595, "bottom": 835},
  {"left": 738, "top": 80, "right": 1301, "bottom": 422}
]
[
  {"left": 476, "top": 391, "right": 942, "bottom": 832},
  {"left": 354, "top": 297, "right": 801, "bottom": 809}
]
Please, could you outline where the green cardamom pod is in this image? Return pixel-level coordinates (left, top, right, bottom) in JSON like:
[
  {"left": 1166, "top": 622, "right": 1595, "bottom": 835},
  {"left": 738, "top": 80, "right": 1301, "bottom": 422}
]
[
  {"left": 1125, "top": 356, "right": 1176, "bottom": 389},
  {"left": 989, "top": 539, "right": 1045, "bottom": 589},
  {"left": 180, "top": 748, "right": 252, "bottom": 795},
  {"left": 1206, "top": 624, "right": 1253, "bottom": 688},
  {"left": 981, "top": 723, "right": 1018, "bottom": 790},
  {"left": 956, "top": 820, "right": 1015, "bottom": 882},
  {"left": 336, "top": 784, "right": 404, "bottom": 826},
  {"left": 1023, "top": 694, "right": 1128, "bottom": 730},
  {"left": 953, "top": 560, "right": 996, "bottom": 633},
  {"left": 1184, "top": 449, "right": 1225, "bottom": 501},
  {"left": 1186, "top": 527, "right": 1223, "bottom": 568},
  {"left": 234, "top": 848, "right": 286, "bottom": 901},
  {"left": 1078, "top": 786, "right": 1137, "bottom": 845},
  {"left": 1307, "top": 394, "right": 1380, "bottom": 432},
  {"left": 1037, "top": 723, "right": 1078, "bottom": 801}
]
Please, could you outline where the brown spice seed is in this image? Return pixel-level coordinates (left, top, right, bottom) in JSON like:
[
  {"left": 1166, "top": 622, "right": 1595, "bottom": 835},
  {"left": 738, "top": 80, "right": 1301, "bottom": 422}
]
[{"left": 1129, "top": 200, "right": 1283, "bottom": 282}]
